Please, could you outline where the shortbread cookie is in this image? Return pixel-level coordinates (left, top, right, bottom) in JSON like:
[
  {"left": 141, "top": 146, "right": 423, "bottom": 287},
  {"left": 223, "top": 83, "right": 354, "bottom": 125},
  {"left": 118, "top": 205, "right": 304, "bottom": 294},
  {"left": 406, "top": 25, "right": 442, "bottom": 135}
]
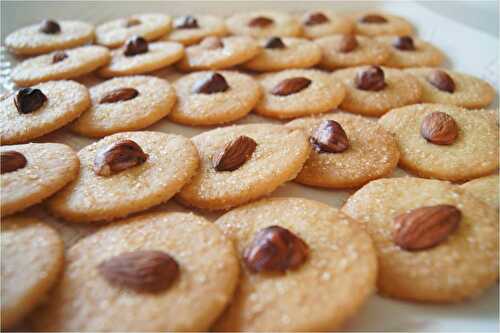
[
  {"left": 166, "top": 15, "right": 227, "bottom": 45},
  {"left": 342, "top": 177, "right": 498, "bottom": 302},
  {"left": 352, "top": 11, "right": 414, "bottom": 36},
  {"left": 0, "top": 80, "right": 91, "bottom": 144},
  {"left": 177, "top": 36, "right": 260, "bottom": 71},
  {"left": 96, "top": 13, "right": 172, "bottom": 48},
  {"left": 11, "top": 45, "right": 110, "bottom": 87},
  {"left": 404, "top": 68, "right": 496, "bottom": 109},
  {"left": 316, "top": 34, "right": 390, "bottom": 69},
  {"left": 32, "top": 212, "right": 239, "bottom": 331},
  {"left": 1, "top": 217, "right": 64, "bottom": 330},
  {"left": 47, "top": 131, "right": 199, "bottom": 222},
  {"left": 300, "top": 10, "right": 354, "bottom": 39},
  {"left": 460, "top": 175, "right": 499, "bottom": 211},
  {"left": 72, "top": 76, "right": 176, "bottom": 137},
  {"left": 255, "top": 69, "right": 346, "bottom": 119},
  {"left": 214, "top": 197, "right": 377, "bottom": 331},
  {"left": 286, "top": 112, "right": 399, "bottom": 188},
  {"left": 226, "top": 11, "right": 302, "bottom": 37},
  {"left": 379, "top": 104, "right": 499, "bottom": 181},
  {"left": 176, "top": 124, "right": 310, "bottom": 210},
  {"left": 242, "top": 37, "right": 321, "bottom": 72},
  {"left": 332, "top": 66, "right": 421, "bottom": 116},
  {"left": 5, "top": 19, "right": 94, "bottom": 56},
  {"left": 168, "top": 71, "right": 261, "bottom": 126}
]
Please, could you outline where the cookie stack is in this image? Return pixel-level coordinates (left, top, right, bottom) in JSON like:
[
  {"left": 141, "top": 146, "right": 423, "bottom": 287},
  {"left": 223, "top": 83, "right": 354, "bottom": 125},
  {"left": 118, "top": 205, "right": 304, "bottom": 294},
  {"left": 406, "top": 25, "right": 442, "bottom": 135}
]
[{"left": 1, "top": 9, "right": 498, "bottom": 332}]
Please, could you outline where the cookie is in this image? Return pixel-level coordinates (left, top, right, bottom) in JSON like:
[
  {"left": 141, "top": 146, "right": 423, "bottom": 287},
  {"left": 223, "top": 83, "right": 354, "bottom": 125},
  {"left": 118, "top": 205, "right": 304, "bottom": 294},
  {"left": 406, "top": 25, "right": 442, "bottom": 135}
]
[
  {"left": 0, "top": 80, "right": 91, "bottom": 144},
  {"left": 255, "top": 69, "right": 346, "bottom": 119},
  {"left": 165, "top": 15, "right": 227, "bottom": 46},
  {"left": 96, "top": 13, "right": 172, "bottom": 48},
  {"left": 10, "top": 45, "right": 110, "bottom": 87},
  {"left": 352, "top": 11, "right": 414, "bottom": 37},
  {"left": 316, "top": 34, "right": 391, "bottom": 69},
  {"left": 1, "top": 217, "right": 64, "bottom": 330},
  {"left": 47, "top": 131, "right": 199, "bottom": 222},
  {"left": 225, "top": 11, "right": 302, "bottom": 38},
  {"left": 5, "top": 19, "right": 94, "bottom": 56},
  {"left": 168, "top": 71, "right": 261, "bottom": 126},
  {"left": 31, "top": 212, "right": 239, "bottom": 331},
  {"left": 176, "top": 124, "right": 310, "bottom": 211},
  {"left": 242, "top": 37, "right": 322, "bottom": 72},
  {"left": 286, "top": 112, "right": 400, "bottom": 189},
  {"left": 71, "top": 76, "right": 176, "bottom": 137},
  {"left": 300, "top": 10, "right": 354, "bottom": 39},
  {"left": 213, "top": 197, "right": 377, "bottom": 331},
  {"left": 404, "top": 68, "right": 496, "bottom": 109},
  {"left": 177, "top": 35, "right": 260, "bottom": 71},
  {"left": 460, "top": 175, "right": 499, "bottom": 211},
  {"left": 342, "top": 177, "right": 498, "bottom": 302},
  {"left": 378, "top": 104, "right": 499, "bottom": 181},
  {"left": 332, "top": 66, "right": 421, "bottom": 116}
]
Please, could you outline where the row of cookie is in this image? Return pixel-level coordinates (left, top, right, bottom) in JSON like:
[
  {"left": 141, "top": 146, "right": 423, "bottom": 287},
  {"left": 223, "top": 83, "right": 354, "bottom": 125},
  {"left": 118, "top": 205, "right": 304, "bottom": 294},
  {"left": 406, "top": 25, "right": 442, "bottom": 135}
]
[{"left": 5, "top": 11, "right": 415, "bottom": 56}]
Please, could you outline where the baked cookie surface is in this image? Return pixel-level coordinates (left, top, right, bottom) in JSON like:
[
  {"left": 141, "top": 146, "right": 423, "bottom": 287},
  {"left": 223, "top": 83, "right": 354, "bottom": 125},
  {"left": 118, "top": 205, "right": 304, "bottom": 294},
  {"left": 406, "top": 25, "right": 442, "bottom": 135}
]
[
  {"left": 375, "top": 36, "right": 445, "bottom": 68},
  {"left": 166, "top": 15, "right": 227, "bottom": 45},
  {"left": 226, "top": 11, "right": 302, "bottom": 37},
  {"left": 300, "top": 10, "right": 354, "bottom": 39},
  {"left": 352, "top": 11, "right": 414, "bottom": 36},
  {"left": 460, "top": 174, "right": 499, "bottom": 211}
]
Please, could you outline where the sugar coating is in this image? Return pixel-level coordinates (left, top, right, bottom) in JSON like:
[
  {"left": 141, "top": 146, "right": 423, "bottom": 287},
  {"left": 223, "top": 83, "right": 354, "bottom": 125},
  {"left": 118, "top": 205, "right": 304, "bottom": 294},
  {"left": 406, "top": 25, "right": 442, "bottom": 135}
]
[
  {"left": 256, "top": 69, "right": 346, "bottom": 119},
  {"left": 299, "top": 10, "right": 353, "bottom": 39},
  {"left": 226, "top": 11, "right": 302, "bottom": 37},
  {"left": 72, "top": 76, "right": 176, "bottom": 137},
  {"left": 47, "top": 131, "right": 199, "bottom": 222},
  {"left": 176, "top": 124, "right": 310, "bottom": 210},
  {"left": 379, "top": 103, "right": 499, "bottom": 181},
  {"left": 1, "top": 217, "right": 64, "bottom": 329},
  {"left": 375, "top": 36, "right": 445, "bottom": 68},
  {"left": 31, "top": 212, "right": 239, "bottom": 331},
  {"left": 168, "top": 70, "right": 261, "bottom": 126},
  {"left": 213, "top": 197, "right": 377, "bottom": 331},
  {"left": 165, "top": 15, "right": 227, "bottom": 46},
  {"left": 342, "top": 177, "right": 499, "bottom": 302},
  {"left": 0, "top": 80, "right": 91, "bottom": 144},
  {"left": 460, "top": 174, "right": 499, "bottom": 211},
  {"left": 352, "top": 11, "right": 414, "bottom": 36},
  {"left": 286, "top": 112, "right": 400, "bottom": 188}
]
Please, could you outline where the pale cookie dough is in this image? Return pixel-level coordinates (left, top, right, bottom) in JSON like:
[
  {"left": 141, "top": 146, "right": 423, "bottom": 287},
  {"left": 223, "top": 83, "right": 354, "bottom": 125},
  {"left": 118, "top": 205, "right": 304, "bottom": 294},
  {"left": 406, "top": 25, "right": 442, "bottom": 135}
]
[
  {"left": 242, "top": 37, "right": 322, "bottom": 72},
  {"left": 96, "top": 13, "right": 172, "bottom": 48},
  {"left": 168, "top": 71, "right": 261, "bottom": 126},
  {"left": 0, "top": 80, "right": 91, "bottom": 144},
  {"left": 214, "top": 197, "right": 377, "bottom": 331},
  {"left": 352, "top": 11, "right": 414, "bottom": 36},
  {"left": 255, "top": 69, "right": 346, "bottom": 119},
  {"left": 375, "top": 36, "right": 445, "bottom": 68},
  {"left": 300, "top": 10, "right": 354, "bottom": 39},
  {"left": 226, "top": 11, "right": 302, "bottom": 38},
  {"left": 11, "top": 45, "right": 110, "bottom": 87},
  {"left": 379, "top": 104, "right": 499, "bottom": 181},
  {"left": 176, "top": 124, "right": 310, "bottom": 210},
  {"left": 5, "top": 20, "right": 94, "bottom": 56},
  {"left": 166, "top": 15, "right": 227, "bottom": 45},
  {"left": 404, "top": 68, "right": 496, "bottom": 109},
  {"left": 47, "top": 131, "right": 199, "bottom": 222},
  {"left": 286, "top": 112, "right": 400, "bottom": 188},
  {"left": 460, "top": 175, "right": 499, "bottom": 211},
  {"left": 31, "top": 212, "right": 239, "bottom": 331},
  {"left": 342, "top": 177, "right": 499, "bottom": 302},
  {"left": 72, "top": 76, "right": 176, "bottom": 137}
]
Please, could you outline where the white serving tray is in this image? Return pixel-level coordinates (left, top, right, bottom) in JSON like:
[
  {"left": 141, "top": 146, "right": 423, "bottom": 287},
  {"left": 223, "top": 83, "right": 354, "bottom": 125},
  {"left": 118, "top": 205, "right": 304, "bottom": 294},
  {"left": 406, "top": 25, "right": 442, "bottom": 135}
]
[{"left": 1, "top": 1, "right": 498, "bottom": 331}]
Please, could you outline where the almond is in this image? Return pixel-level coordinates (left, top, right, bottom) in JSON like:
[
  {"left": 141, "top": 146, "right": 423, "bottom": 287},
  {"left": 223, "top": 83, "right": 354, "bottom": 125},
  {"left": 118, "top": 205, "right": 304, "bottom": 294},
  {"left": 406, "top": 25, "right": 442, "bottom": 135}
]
[
  {"left": 99, "top": 88, "right": 139, "bottom": 104},
  {"left": 427, "top": 70, "right": 455, "bottom": 93},
  {"left": 94, "top": 139, "right": 149, "bottom": 176},
  {"left": 192, "top": 72, "right": 229, "bottom": 94},
  {"left": 271, "top": 77, "right": 312, "bottom": 96},
  {"left": 124, "top": 36, "right": 149, "bottom": 56},
  {"left": 264, "top": 36, "right": 286, "bottom": 49},
  {"left": 248, "top": 16, "right": 274, "bottom": 27},
  {"left": 420, "top": 111, "right": 458, "bottom": 145},
  {"left": 354, "top": 66, "right": 386, "bottom": 91},
  {"left": 212, "top": 135, "right": 257, "bottom": 172},
  {"left": 52, "top": 51, "right": 68, "bottom": 63},
  {"left": 304, "top": 12, "right": 330, "bottom": 26},
  {"left": 337, "top": 34, "right": 358, "bottom": 53},
  {"left": 14, "top": 88, "right": 47, "bottom": 114},
  {"left": 310, "top": 120, "right": 349, "bottom": 153},
  {"left": 359, "top": 14, "right": 387, "bottom": 23},
  {"left": 393, "top": 36, "right": 415, "bottom": 51},
  {"left": 1, "top": 151, "right": 27, "bottom": 174}
]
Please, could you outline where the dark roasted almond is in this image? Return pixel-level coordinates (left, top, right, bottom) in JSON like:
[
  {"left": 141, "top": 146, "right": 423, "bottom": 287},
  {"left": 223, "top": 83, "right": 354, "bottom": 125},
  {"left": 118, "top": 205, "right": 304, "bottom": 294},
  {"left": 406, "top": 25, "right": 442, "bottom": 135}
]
[
  {"left": 249, "top": 16, "right": 274, "bottom": 27},
  {"left": 1, "top": 151, "right": 27, "bottom": 174},
  {"left": 192, "top": 72, "right": 229, "bottom": 94},
  {"left": 354, "top": 65, "right": 386, "bottom": 91},
  {"left": 264, "top": 36, "right": 286, "bottom": 49},
  {"left": 99, "top": 88, "right": 139, "bottom": 104},
  {"left": 124, "top": 36, "right": 149, "bottom": 56},
  {"left": 52, "top": 51, "right": 68, "bottom": 63},
  {"left": 271, "top": 77, "right": 312, "bottom": 96},
  {"left": 94, "top": 139, "right": 149, "bottom": 176},
  {"left": 393, "top": 36, "right": 415, "bottom": 51},
  {"left": 427, "top": 70, "right": 455, "bottom": 93},
  {"left": 420, "top": 111, "right": 458, "bottom": 145},
  {"left": 212, "top": 135, "right": 257, "bottom": 172},
  {"left": 359, "top": 14, "right": 387, "bottom": 23},
  {"left": 39, "top": 19, "right": 60, "bottom": 34},
  {"left": 174, "top": 15, "right": 199, "bottom": 29},
  {"left": 337, "top": 34, "right": 358, "bottom": 53},
  {"left": 310, "top": 120, "right": 349, "bottom": 153},
  {"left": 14, "top": 88, "right": 47, "bottom": 114},
  {"left": 304, "top": 12, "right": 330, "bottom": 26}
]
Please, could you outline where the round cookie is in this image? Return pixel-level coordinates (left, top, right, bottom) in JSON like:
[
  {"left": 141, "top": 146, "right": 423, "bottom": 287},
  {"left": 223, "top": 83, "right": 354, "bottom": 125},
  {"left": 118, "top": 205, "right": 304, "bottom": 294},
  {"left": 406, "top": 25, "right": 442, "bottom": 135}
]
[
  {"left": 375, "top": 36, "right": 445, "bottom": 68},
  {"left": 166, "top": 15, "right": 227, "bottom": 46},
  {"left": 71, "top": 76, "right": 176, "bottom": 137},
  {"left": 378, "top": 104, "right": 499, "bottom": 181},
  {"left": 242, "top": 37, "right": 322, "bottom": 72},
  {"left": 1, "top": 217, "right": 64, "bottom": 330},
  {"left": 0, "top": 80, "right": 91, "bottom": 144},
  {"left": 213, "top": 197, "right": 377, "bottom": 331},
  {"left": 460, "top": 175, "right": 499, "bottom": 211},
  {"left": 177, "top": 36, "right": 260, "bottom": 71},
  {"left": 96, "top": 13, "right": 172, "bottom": 48},
  {"left": 11, "top": 45, "right": 110, "bottom": 87},
  {"left": 5, "top": 20, "right": 94, "bottom": 56},
  {"left": 316, "top": 34, "right": 391, "bottom": 69},
  {"left": 31, "top": 212, "right": 239, "bottom": 331},
  {"left": 332, "top": 66, "right": 422, "bottom": 116},
  {"left": 404, "top": 68, "right": 496, "bottom": 109},
  {"left": 168, "top": 71, "right": 261, "bottom": 126},
  {"left": 352, "top": 11, "right": 414, "bottom": 37},
  {"left": 286, "top": 112, "right": 400, "bottom": 189},
  {"left": 255, "top": 69, "right": 346, "bottom": 119},
  {"left": 342, "top": 177, "right": 498, "bottom": 302},
  {"left": 300, "top": 10, "right": 354, "bottom": 39},
  {"left": 176, "top": 124, "right": 310, "bottom": 211},
  {"left": 98, "top": 41, "right": 184, "bottom": 77},
  {"left": 225, "top": 11, "right": 302, "bottom": 38},
  {"left": 47, "top": 131, "right": 199, "bottom": 222}
]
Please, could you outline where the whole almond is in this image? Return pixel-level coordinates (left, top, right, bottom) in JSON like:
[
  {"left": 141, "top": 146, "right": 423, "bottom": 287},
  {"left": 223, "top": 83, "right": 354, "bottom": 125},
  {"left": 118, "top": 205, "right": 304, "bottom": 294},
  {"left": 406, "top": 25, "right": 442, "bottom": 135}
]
[
  {"left": 94, "top": 139, "right": 149, "bottom": 176},
  {"left": 192, "top": 72, "right": 229, "bottom": 94},
  {"left": 393, "top": 204, "right": 461, "bottom": 251},
  {"left": 427, "top": 70, "right": 455, "bottom": 93},
  {"left": 212, "top": 135, "right": 257, "bottom": 172},
  {"left": 337, "top": 35, "right": 358, "bottom": 53},
  {"left": 310, "top": 120, "right": 349, "bottom": 153},
  {"left": 249, "top": 16, "right": 274, "bottom": 27},
  {"left": 304, "top": 12, "right": 330, "bottom": 26},
  {"left": 52, "top": 51, "right": 68, "bottom": 63},
  {"left": 264, "top": 36, "right": 286, "bottom": 49},
  {"left": 271, "top": 77, "right": 312, "bottom": 96},
  {"left": 125, "top": 18, "right": 141, "bottom": 27},
  {"left": 359, "top": 14, "right": 388, "bottom": 23},
  {"left": 354, "top": 66, "right": 386, "bottom": 91},
  {"left": 174, "top": 15, "right": 199, "bottom": 29},
  {"left": 124, "top": 36, "right": 149, "bottom": 56},
  {"left": 99, "top": 88, "right": 139, "bottom": 104},
  {"left": 40, "top": 19, "right": 61, "bottom": 34},
  {"left": 14, "top": 88, "right": 47, "bottom": 114},
  {"left": 393, "top": 36, "right": 415, "bottom": 51},
  {"left": 1, "top": 151, "right": 27, "bottom": 174},
  {"left": 420, "top": 112, "right": 458, "bottom": 145}
]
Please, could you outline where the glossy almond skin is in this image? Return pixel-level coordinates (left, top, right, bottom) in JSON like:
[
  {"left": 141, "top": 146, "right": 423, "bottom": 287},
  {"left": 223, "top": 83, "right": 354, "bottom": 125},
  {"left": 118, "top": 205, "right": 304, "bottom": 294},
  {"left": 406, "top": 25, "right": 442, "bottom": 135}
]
[
  {"left": 212, "top": 135, "right": 257, "bottom": 171},
  {"left": 1, "top": 151, "right": 27, "bottom": 174},
  {"left": 310, "top": 120, "right": 349, "bottom": 153},
  {"left": 304, "top": 12, "right": 330, "bottom": 26},
  {"left": 99, "top": 88, "right": 139, "bottom": 104},
  {"left": 427, "top": 70, "right": 456, "bottom": 93},
  {"left": 248, "top": 16, "right": 274, "bottom": 27},
  {"left": 93, "top": 139, "right": 149, "bottom": 176},
  {"left": 270, "top": 77, "right": 312, "bottom": 96},
  {"left": 354, "top": 66, "right": 386, "bottom": 91},
  {"left": 420, "top": 111, "right": 458, "bottom": 145},
  {"left": 192, "top": 72, "right": 229, "bottom": 94}
]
